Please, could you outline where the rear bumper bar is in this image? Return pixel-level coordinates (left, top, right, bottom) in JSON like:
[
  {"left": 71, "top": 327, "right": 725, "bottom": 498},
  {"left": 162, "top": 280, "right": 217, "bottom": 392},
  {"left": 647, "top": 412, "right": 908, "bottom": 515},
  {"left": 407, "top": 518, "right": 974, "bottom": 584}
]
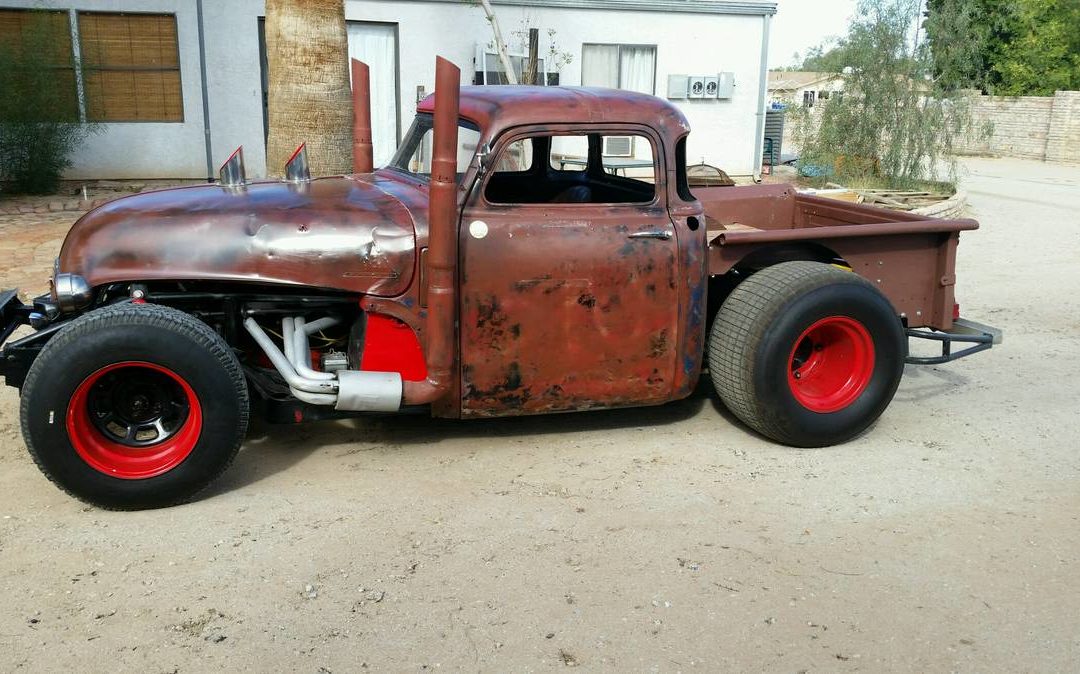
[{"left": 905, "top": 317, "right": 1002, "bottom": 365}]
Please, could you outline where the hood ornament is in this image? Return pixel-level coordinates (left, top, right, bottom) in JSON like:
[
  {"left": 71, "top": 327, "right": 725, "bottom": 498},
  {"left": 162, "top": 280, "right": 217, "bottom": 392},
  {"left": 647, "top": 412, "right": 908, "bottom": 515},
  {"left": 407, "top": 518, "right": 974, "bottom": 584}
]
[
  {"left": 284, "top": 143, "right": 311, "bottom": 183},
  {"left": 218, "top": 146, "right": 246, "bottom": 186}
]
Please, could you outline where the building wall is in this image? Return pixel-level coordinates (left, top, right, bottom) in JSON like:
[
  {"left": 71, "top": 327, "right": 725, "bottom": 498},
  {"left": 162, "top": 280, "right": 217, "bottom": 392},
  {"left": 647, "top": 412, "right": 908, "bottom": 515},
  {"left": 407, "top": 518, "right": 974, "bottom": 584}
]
[
  {"left": 3, "top": 0, "right": 772, "bottom": 178},
  {"left": 345, "top": 1, "right": 770, "bottom": 176},
  {"left": 2, "top": 0, "right": 217, "bottom": 179},
  {"left": 957, "top": 91, "right": 1080, "bottom": 163},
  {"left": 1045, "top": 91, "right": 1080, "bottom": 164}
]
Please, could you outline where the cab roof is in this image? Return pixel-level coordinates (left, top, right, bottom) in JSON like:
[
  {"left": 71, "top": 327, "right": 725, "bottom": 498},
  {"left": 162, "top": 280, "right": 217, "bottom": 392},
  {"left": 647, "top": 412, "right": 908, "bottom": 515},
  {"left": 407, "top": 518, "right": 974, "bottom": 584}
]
[{"left": 417, "top": 85, "right": 691, "bottom": 140}]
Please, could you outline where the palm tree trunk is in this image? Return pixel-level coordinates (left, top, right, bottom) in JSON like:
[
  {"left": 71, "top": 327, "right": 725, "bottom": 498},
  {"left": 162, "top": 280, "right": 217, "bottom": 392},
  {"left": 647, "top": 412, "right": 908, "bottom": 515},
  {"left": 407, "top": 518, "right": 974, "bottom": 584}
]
[{"left": 265, "top": 0, "right": 352, "bottom": 177}]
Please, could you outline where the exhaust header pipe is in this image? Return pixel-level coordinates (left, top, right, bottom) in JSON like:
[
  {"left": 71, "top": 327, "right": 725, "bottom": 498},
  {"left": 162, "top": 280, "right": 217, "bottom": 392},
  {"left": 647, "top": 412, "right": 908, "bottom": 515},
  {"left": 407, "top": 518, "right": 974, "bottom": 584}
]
[
  {"left": 404, "top": 56, "right": 460, "bottom": 405},
  {"left": 351, "top": 58, "right": 374, "bottom": 173}
]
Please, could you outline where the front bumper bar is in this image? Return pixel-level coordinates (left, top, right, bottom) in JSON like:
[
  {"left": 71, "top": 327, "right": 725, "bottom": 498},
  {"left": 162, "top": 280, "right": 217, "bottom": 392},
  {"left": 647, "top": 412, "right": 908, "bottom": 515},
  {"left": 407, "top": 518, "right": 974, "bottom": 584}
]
[
  {"left": 0, "top": 289, "right": 61, "bottom": 389},
  {"left": 0, "top": 289, "right": 27, "bottom": 345},
  {"left": 905, "top": 317, "right": 1003, "bottom": 365}
]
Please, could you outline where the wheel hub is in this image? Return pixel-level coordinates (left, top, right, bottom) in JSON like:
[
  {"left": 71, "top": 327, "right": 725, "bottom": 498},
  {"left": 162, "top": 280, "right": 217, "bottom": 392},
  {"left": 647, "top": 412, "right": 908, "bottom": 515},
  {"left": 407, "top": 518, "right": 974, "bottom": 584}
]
[
  {"left": 67, "top": 362, "right": 203, "bottom": 479},
  {"left": 787, "top": 316, "right": 875, "bottom": 413},
  {"left": 89, "top": 368, "right": 190, "bottom": 447}
]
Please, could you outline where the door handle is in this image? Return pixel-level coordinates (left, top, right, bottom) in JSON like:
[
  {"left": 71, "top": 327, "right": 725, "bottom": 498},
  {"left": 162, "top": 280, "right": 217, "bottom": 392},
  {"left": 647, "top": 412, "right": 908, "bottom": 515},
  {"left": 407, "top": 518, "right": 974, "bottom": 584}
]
[{"left": 627, "top": 230, "right": 673, "bottom": 241}]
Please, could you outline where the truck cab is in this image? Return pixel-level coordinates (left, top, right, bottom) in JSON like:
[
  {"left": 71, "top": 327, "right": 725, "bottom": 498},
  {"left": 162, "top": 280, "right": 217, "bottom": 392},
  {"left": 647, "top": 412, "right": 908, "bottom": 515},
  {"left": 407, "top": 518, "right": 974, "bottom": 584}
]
[{"left": 406, "top": 86, "right": 707, "bottom": 416}]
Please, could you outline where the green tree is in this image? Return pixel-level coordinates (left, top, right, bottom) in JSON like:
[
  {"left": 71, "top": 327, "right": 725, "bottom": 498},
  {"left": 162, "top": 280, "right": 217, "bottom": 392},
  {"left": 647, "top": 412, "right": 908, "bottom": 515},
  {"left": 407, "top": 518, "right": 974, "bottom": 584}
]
[
  {"left": 925, "top": 0, "right": 1080, "bottom": 95},
  {"left": 794, "top": 0, "right": 981, "bottom": 188},
  {"left": 993, "top": 0, "right": 1080, "bottom": 95},
  {"left": 0, "top": 10, "right": 97, "bottom": 194},
  {"left": 798, "top": 43, "right": 854, "bottom": 72}
]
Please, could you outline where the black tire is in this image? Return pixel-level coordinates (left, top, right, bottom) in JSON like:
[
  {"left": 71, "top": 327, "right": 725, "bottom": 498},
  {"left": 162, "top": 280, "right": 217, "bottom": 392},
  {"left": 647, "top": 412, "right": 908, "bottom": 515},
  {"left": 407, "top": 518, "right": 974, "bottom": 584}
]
[
  {"left": 709, "top": 261, "right": 905, "bottom": 447},
  {"left": 20, "top": 303, "right": 249, "bottom": 509}
]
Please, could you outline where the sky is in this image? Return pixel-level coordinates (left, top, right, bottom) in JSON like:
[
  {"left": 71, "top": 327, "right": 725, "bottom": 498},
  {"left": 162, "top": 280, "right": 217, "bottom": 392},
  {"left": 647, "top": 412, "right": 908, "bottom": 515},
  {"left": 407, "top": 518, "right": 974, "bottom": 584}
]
[{"left": 768, "top": 0, "right": 859, "bottom": 69}]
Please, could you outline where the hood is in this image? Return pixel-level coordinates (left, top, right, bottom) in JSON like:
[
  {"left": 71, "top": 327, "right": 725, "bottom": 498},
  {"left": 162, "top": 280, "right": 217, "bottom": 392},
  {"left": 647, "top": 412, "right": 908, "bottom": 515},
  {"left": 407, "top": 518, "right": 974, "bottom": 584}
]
[{"left": 58, "top": 175, "right": 420, "bottom": 297}]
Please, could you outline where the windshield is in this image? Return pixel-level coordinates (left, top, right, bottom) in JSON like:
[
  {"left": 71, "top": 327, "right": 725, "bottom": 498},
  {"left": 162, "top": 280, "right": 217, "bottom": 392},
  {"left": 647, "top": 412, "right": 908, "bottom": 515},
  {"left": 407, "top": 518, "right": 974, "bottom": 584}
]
[{"left": 389, "top": 113, "right": 482, "bottom": 181}]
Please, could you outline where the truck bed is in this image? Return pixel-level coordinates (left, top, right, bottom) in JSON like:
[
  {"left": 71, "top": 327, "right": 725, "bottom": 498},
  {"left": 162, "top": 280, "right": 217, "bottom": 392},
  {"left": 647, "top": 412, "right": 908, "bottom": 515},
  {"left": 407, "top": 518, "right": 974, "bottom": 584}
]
[{"left": 698, "top": 184, "right": 977, "bottom": 330}]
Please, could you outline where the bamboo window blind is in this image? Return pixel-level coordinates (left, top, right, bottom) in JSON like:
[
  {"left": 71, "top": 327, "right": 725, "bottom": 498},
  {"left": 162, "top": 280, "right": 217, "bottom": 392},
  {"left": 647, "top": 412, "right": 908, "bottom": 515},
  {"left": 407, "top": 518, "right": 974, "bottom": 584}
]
[
  {"left": 0, "top": 9, "right": 79, "bottom": 120},
  {"left": 77, "top": 12, "right": 183, "bottom": 122}
]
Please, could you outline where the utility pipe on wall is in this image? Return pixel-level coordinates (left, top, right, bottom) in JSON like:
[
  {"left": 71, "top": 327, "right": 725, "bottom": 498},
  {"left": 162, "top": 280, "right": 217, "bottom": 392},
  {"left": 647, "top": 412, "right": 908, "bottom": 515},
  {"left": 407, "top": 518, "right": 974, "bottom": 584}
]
[{"left": 752, "top": 12, "right": 773, "bottom": 182}]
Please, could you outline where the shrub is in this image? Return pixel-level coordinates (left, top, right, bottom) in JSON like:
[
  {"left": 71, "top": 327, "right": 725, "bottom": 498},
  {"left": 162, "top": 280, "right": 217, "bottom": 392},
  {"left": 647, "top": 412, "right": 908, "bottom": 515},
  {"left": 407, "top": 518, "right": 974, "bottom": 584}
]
[{"left": 0, "top": 10, "right": 97, "bottom": 194}]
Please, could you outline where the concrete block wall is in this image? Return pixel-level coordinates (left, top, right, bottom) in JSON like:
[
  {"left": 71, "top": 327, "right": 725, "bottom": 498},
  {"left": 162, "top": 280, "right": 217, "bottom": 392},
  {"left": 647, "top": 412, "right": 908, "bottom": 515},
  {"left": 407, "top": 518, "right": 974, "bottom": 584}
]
[
  {"left": 958, "top": 91, "right": 1080, "bottom": 163},
  {"left": 1046, "top": 91, "right": 1080, "bottom": 164}
]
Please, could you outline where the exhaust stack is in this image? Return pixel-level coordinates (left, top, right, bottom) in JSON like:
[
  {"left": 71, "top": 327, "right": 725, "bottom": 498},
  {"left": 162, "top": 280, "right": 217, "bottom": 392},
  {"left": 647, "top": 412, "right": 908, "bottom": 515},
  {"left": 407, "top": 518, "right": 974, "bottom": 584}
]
[
  {"left": 351, "top": 59, "right": 374, "bottom": 173},
  {"left": 403, "top": 56, "right": 460, "bottom": 405}
]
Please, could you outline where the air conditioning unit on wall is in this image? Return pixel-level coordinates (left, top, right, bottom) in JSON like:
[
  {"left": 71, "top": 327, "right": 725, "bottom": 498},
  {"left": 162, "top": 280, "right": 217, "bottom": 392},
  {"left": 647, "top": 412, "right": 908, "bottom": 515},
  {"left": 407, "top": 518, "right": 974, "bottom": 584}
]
[{"left": 602, "top": 135, "right": 634, "bottom": 157}]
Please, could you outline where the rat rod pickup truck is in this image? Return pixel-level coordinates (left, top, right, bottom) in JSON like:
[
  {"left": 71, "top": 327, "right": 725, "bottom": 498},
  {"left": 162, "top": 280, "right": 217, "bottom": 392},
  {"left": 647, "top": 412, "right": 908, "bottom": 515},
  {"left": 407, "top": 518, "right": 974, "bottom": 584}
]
[{"left": 0, "top": 57, "right": 999, "bottom": 509}]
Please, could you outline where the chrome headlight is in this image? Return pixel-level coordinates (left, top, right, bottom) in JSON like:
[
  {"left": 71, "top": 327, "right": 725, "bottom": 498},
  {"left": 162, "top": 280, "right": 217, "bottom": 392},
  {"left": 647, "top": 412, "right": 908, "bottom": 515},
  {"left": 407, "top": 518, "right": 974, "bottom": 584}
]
[{"left": 52, "top": 272, "right": 92, "bottom": 314}]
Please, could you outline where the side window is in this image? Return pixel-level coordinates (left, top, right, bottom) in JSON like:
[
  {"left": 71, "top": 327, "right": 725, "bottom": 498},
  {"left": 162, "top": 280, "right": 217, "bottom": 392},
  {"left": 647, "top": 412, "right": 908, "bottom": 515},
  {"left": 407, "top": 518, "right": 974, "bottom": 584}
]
[
  {"left": 485, "top": 131, "right": 657, "bottom": 205},
  {"left": 493, "top": 138, "right": 534, "bottom": 173}
]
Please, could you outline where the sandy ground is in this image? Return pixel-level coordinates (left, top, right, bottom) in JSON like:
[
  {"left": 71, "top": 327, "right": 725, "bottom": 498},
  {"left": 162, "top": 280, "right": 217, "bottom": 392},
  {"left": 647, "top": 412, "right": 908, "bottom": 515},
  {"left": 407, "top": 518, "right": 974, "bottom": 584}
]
[{"left": 0, "top": 157, "right": 1077, "bottom": 672}]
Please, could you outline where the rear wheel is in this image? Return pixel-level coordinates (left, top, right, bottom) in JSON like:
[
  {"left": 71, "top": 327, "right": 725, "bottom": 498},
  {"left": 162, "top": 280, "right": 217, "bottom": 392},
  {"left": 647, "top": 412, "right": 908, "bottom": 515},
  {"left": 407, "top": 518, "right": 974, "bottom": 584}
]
[
  {"left": 21, "top": 304, "right": 249, "bottom": 509},
  {"left": 708, "top": 261, "right": 905, "bottom": 447}
]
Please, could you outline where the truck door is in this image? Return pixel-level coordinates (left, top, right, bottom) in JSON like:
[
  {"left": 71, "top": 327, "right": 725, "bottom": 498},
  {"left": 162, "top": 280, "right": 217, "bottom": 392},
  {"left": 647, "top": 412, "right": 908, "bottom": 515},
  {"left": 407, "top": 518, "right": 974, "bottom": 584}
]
[{"left": 458, "top": 126, "right": 681, "bottom": 416}]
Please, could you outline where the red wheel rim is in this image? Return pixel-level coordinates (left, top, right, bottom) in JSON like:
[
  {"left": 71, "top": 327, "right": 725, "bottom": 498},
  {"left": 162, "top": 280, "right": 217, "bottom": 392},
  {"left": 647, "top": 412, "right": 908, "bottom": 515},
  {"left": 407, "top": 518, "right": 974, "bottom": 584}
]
[
  {"left": 66, "top": 362, "right": 203, "bottom": 479},
  {"left": 787, "top": 316, "right": 875, "bottom": 413}
]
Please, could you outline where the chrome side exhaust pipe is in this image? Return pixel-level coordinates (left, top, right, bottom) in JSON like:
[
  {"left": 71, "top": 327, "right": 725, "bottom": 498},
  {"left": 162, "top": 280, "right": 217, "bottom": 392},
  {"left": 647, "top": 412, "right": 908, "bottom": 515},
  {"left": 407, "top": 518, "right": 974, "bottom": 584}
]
[{"left": 244, "top": 316, "right": 402, "bottom": 412}]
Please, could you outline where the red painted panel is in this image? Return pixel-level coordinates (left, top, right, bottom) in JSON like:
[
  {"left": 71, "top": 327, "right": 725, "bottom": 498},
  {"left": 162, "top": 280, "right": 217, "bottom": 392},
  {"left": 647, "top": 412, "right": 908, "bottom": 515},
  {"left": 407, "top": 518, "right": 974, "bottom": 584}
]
[{"left": 361, "top": 313, "right": 428, "bottom": 382}]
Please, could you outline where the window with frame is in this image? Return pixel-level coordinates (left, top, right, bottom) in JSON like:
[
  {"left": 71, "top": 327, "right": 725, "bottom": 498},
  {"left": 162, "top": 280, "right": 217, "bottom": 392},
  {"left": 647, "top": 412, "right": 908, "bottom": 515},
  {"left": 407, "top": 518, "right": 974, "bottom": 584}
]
[
  {"left": 78, "top": 12, "right": 183, "bottom": 122},
  {"left": 485, "top": 131, "right": 656, "bottom": 205},
  {"left": 0, "top": 9, "right": 79, "bottom": 120},
  {"left": 581, "top": 44, "right": 656, "bottom": 95}
]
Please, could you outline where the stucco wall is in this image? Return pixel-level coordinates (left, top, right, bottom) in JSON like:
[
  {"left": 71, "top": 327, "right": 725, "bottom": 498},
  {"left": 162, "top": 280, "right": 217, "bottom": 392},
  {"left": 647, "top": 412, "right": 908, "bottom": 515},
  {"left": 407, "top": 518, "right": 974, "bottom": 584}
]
[{"left": 957, "top": 91, "right": 1080, "bottom": 163}]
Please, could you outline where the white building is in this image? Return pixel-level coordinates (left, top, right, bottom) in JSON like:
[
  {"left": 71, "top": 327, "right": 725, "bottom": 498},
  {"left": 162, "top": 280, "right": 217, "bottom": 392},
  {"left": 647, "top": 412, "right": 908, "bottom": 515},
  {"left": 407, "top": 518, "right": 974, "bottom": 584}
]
[
  {"left": 767, "top": 70, "right": 845, "bottom": 108},
  {"left": 0, "top": 0, "right": 777, "bottom": 179}
]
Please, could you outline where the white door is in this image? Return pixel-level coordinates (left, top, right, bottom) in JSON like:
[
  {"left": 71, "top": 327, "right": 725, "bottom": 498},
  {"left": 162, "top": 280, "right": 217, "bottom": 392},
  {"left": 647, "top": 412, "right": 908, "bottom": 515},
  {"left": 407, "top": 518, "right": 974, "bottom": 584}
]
[{"left": 347, "top": 22, "right": 399, "bottom": 168}]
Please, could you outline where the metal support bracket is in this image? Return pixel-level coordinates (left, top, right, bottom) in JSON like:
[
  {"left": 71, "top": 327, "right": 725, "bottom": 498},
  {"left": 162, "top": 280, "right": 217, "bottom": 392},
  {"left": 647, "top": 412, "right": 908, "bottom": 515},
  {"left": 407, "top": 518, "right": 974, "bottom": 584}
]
[{"left": 905, "top": 317, "right": 1002, "bottom": 365}]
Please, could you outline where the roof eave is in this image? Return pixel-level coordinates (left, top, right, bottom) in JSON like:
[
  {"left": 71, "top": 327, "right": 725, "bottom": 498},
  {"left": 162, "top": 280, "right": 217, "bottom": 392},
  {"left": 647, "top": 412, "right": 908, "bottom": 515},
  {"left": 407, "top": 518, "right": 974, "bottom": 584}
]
[{"left": 393, "top": 0, "right": 777, "bottom": 16}]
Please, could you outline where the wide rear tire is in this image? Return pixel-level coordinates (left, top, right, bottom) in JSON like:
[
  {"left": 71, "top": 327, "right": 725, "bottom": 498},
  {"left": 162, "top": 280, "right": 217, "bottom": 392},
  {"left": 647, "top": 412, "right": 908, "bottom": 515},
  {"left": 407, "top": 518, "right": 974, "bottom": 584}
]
[
  {"left": 709, "top": 261, "right": 905, "bottom": 447},
  {"left": 20, "top": 304, "right": 249, "bottom": 509}
]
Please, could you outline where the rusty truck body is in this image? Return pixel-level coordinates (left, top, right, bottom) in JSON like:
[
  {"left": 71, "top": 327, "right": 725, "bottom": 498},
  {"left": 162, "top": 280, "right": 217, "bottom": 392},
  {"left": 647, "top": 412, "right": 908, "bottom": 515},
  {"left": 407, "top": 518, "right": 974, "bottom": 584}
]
[{"left": 0, "top": 57, "right": 999, "bottom": 509}]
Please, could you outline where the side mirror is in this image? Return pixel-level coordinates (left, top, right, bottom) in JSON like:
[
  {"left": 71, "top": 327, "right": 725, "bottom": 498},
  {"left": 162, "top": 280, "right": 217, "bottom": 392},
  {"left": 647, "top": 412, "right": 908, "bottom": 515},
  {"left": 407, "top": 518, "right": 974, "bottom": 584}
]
[{"left": 477, "top": 142, "right": 494, "bottom": 174}]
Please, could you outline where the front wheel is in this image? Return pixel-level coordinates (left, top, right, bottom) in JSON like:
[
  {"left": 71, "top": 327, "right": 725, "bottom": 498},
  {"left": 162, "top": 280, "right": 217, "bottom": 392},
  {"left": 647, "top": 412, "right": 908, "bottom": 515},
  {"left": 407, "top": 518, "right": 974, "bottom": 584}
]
[
  {"left": 20, "top": 304, "right": 249, "bottom": 509},
  {"left": 709, "top": 261, "right": 905, "bottom": 447}
]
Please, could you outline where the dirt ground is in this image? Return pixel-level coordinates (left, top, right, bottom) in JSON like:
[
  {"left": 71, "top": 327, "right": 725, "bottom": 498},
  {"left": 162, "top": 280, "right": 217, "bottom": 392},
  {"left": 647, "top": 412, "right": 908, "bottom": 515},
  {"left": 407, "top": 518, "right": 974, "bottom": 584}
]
[{"left": 1, "top": 157, "right": 1077, "bottom": 672}]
